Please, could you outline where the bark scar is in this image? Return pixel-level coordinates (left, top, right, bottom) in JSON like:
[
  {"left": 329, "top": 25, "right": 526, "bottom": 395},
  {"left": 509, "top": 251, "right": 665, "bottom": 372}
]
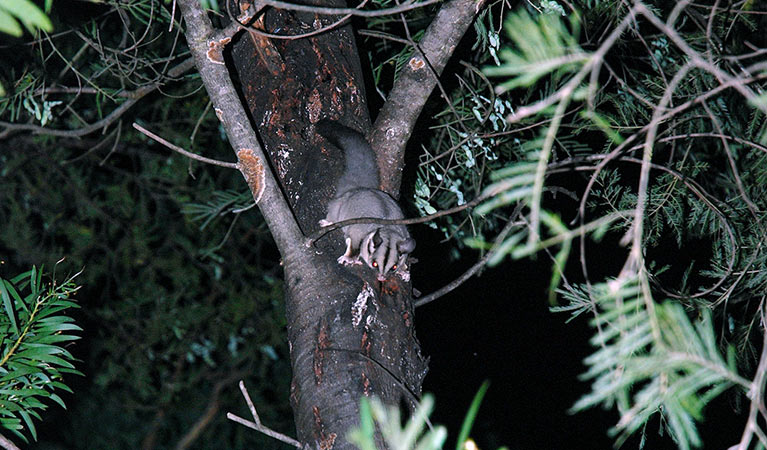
[
  {"left": 237, "top": 148, "right": 265, "bottom": 203},
  {"left": 314, "top": 319, "right": 330, "bottom": 384},
  {"left": 408, "top": 56, "right": 425, "bottom": 71},
  {"left": 352, "top": 282, "right": 374, "bottom": 328},
  {"left": 313, "top": 406, "right": 337, "bottom": 450},
  {"left": 206, "top": 37, "right": 231, "bottom": 65}
]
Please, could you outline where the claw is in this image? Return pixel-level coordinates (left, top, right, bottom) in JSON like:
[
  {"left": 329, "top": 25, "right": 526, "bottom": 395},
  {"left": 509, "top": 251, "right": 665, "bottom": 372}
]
[{"left": 337, "top": 255, "right": 362, "bottom": 266}]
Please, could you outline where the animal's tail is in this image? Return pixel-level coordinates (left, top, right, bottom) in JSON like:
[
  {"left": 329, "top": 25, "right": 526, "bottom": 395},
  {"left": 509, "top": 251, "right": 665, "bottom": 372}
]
[{"left": 317, "top": 119, "right": 379, "bottom": 192}]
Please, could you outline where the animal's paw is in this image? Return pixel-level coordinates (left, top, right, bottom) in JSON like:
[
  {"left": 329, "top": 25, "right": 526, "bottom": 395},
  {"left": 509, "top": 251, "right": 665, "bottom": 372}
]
[
  {"left": 337, "top": 255, "right": 363, "bottom": 266},
  {"left": 396, "top": 269, "right": 411, "bottom": 282},
  {"left": 319, "top": 219, "right": 333, "bottom": 227}
]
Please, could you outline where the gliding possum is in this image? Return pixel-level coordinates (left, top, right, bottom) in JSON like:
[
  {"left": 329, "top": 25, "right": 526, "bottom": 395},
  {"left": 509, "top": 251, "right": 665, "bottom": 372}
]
[{"left": 317, "top": 120, "right": 416, "bottom": 281}]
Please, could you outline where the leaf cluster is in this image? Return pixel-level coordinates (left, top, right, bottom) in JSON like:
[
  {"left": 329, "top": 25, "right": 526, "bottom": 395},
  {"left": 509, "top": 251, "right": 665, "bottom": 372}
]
[
  {"left": 349, "top": 381, "right": 502, "bottom": 450},
  {"left": 564, "top": 276, "right": 743, "bottom": 449},
  {"left": 0, "top": 2, "right": 293, "bottom": 443},
  {"left": 450, "top": 1, "right": 767, "bottom": 448},
  {"left": 0, "top": 267, "right": 82, "bottom": 443}
]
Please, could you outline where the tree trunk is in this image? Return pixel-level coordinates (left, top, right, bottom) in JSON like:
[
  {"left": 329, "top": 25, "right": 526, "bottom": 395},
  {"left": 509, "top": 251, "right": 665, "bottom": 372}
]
[{"left": 226, "top": 2, "right": 428, "bottom": 448}]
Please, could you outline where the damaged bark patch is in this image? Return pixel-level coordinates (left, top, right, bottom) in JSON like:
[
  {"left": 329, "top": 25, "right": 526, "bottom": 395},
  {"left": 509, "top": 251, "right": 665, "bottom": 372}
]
[
  {"left": 361, "top": 371, "right": 371, "bottom": 397},
  {"left": 408, "top": 56, "right": 425, "bottom": 71},
  {"left": 352, "top": 282, "right": 374, "bottom": 328},
  {"left": 361, "top": 330, "right": 371, "bottom": 356},
  {"left": 207, "top": 37, "right": 231, "bottom": 65},
  {"left": 313, "top": 406, "right": 338, "bottom": 450},
  {"left": 402, "top": 310, "right": 411, "bottom": 328},
  {"left": 237, "top": 148, "right": 266, "bottom": 203},
  {"left": 237, "top": 0, "right": 255, "bottom": 22},
  {"left": 313, "top": 319, "right": 330, "bottom": 385}
]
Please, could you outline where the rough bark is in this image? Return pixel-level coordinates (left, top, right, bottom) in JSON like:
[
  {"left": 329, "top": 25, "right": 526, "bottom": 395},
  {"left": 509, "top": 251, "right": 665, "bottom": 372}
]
[
  {"left": 180, "top": 0, "right": 483, "bottom": 444},
  {"left": 224, "top": 2, "right": 429, "bottom": 448}
]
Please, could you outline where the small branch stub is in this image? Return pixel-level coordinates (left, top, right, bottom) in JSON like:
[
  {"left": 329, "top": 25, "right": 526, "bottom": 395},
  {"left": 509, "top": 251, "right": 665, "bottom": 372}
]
[{"left": 237, "top": 148, "right": 266, "bottom": 203}]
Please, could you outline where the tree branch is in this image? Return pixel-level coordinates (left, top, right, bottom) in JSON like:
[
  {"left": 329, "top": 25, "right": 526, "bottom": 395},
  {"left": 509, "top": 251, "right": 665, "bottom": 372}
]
[
  {"left": 0, "top": 58, "right": 195, "bottom": 139},
  {"left": 730, "top": 306, "right": 767, "bottom": 450},
  {"left": 0, "top": 435, "right": 20, "bottom": 450},
  {"left": 132, "top": 123, "right": 240, "bottom": 169},
  {"left": 175, "top": 374, "right": 244, "bottom": 450},
  {"left": 370, "top": 0, "right": 488, "bottom": 196},
  {"left": 227, "top": 381, "right": 302, "bottom": 448},
  {"left": 305, "top": 190, "right": 491, "bottom": 245},
  {"left": 176, "top": 0, "right": 304, "bottom": 255},
  {"left": 415, "top": 213, "right": 519, "bottom": 308}
]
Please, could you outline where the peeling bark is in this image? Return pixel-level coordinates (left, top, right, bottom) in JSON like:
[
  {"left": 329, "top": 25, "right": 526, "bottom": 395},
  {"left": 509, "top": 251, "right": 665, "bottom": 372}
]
[{"left": 225, "top": 2, "right": 428, "bottom": 448}]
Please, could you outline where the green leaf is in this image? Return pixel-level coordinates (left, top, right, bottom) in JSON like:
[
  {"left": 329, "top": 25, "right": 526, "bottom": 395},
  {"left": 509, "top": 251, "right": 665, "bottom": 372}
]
[
  {"left": 0, "top": 0, "right": 53, "bottom": 36},
  {"left": 29, "top": 266, "right": 41, "bottom": 297},
  {"left": 18, "top": 409, "right": 37, "bottom": 441},
  {"left": 0, "top": 9, "right": 22, "bottom": 37},
  {"left": 0, "top": 279, "right": 20, "bottom": 335},
  {"left": 456, "top": 381, "right": 490, "bottom": 450},
  {"left": 47, "top": 393, "right": 66, "bottom": 409},
  {"left": 25, "top": 353, "right": 75, "bottom": 369},
  {"left": 17, "top": 343, "right": 70, "bottom": 359},
  {"left": 0, "top": 417, "right": 22, "bottom": 429},
  {"left": 0, "top": 365, "right": 39, "bottom": 382},
  {"left": 349, "top": 397, "right": 377, "bottom": 450},
  {"left": 7, "top": 279, "right": 30, "bottom": 315},
  {"left": 32, "top": 334, "right": 82, "bottom": 345}
]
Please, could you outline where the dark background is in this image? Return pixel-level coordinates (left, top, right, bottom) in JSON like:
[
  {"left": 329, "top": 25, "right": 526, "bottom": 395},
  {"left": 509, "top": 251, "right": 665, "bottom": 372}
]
[{"left": 412, "top": 222, "right": 746, "bottom": 449}]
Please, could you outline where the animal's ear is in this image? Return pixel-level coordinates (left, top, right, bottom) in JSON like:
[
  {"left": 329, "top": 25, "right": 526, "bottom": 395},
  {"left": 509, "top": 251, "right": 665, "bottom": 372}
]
[
  {"left": 398, "top": 238, "right": 416, "bottom": 253},
  {"left": 372, "top": 229, "right": 383, "bottom": 247},
  {"left": 365, "top": 231, "right": 378, "bottom": 255}
]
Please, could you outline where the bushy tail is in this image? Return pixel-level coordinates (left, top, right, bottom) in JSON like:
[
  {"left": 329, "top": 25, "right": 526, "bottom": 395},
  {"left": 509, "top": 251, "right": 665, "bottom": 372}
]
[{"left": 317, "top": 119, "right": 379, "bottom": 193}]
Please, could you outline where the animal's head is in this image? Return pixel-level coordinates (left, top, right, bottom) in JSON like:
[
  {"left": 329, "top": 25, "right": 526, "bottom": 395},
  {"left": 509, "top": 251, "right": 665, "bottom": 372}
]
[{"left": 360, "top": 228, "right": 416, "bottom": 281}]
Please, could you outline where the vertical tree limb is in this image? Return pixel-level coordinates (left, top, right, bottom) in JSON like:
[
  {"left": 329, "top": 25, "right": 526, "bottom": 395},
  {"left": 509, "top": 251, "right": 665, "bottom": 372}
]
[
  {"left": 371, "top": 0, "right": 487, "bottom": 196},
  {"left": 175, "top": 0, "right": 304, "bottom": 255}
]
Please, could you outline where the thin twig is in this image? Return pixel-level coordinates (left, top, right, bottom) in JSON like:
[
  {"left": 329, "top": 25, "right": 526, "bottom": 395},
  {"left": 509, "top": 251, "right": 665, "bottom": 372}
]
[
  {"left": 0, "top": 58, "right": 195, "bottom": 139},
  {"left": 224, "top": 0, "right": 363, "bottom": 41},
  {"left": 0, "top": 435, "right": 20, "bottom": 450},
  {"left": 305, "top": 191, "right": 492, "bottom": 246},
  {"left": 259, "top": 0, "right": 442, "bottom": 17},
  {"left": 227, "top": 380, "right": 302, "bottom": 448},
  {"left": 415, "top": 213, "right": 519, "bottom": 308},
  {"left": 175, "top": 373, "right": 245, "bottom": 450},
  {"left": 731, "top": 305, "right": 767, "bottom": 450},
  {"left": 132, "top": 123, "right": 239, "bottom": 169}
]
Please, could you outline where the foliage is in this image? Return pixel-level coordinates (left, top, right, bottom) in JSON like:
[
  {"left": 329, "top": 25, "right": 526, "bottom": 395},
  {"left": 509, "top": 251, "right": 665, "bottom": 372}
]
[
  {"left": 563, "top": 276, "right": 745, "bottom": 449},
  {"left": 0, "top": 1, "right": 292, "bottom": 447},
  {"left": 0, "top": 267, "right": 82, "bottom": 443},
  {"left": 0, "top": 0, "right": 51, "bottom": 38},
  {"left": 0, "top": 0, "right": 52, "bottom": 96},
  {"left": 463, "top": 1, "right": 767, "bottom": 448},
  {"left": 454, "top": 380, "right": 491, "bottom": 450},
  {"left": 349, "top": 395, "right": 447, "bottom": 450},
  {"left": 349, "top": 382, "right": 505, "bottom": 450},
  {"left": 483, "top": 8, "right": 586, "bottom": 93}
]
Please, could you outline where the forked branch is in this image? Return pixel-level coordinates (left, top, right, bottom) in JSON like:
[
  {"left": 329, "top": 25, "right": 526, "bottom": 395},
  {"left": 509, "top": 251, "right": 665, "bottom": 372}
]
[{"left": 227, "top": 381, "right": 303, "bottom": 448}]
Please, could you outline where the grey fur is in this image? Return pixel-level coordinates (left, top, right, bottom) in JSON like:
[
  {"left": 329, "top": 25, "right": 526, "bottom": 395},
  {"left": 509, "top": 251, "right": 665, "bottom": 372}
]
[{"left": 317, "top": 120, "right": 416, "bottom": 280}]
